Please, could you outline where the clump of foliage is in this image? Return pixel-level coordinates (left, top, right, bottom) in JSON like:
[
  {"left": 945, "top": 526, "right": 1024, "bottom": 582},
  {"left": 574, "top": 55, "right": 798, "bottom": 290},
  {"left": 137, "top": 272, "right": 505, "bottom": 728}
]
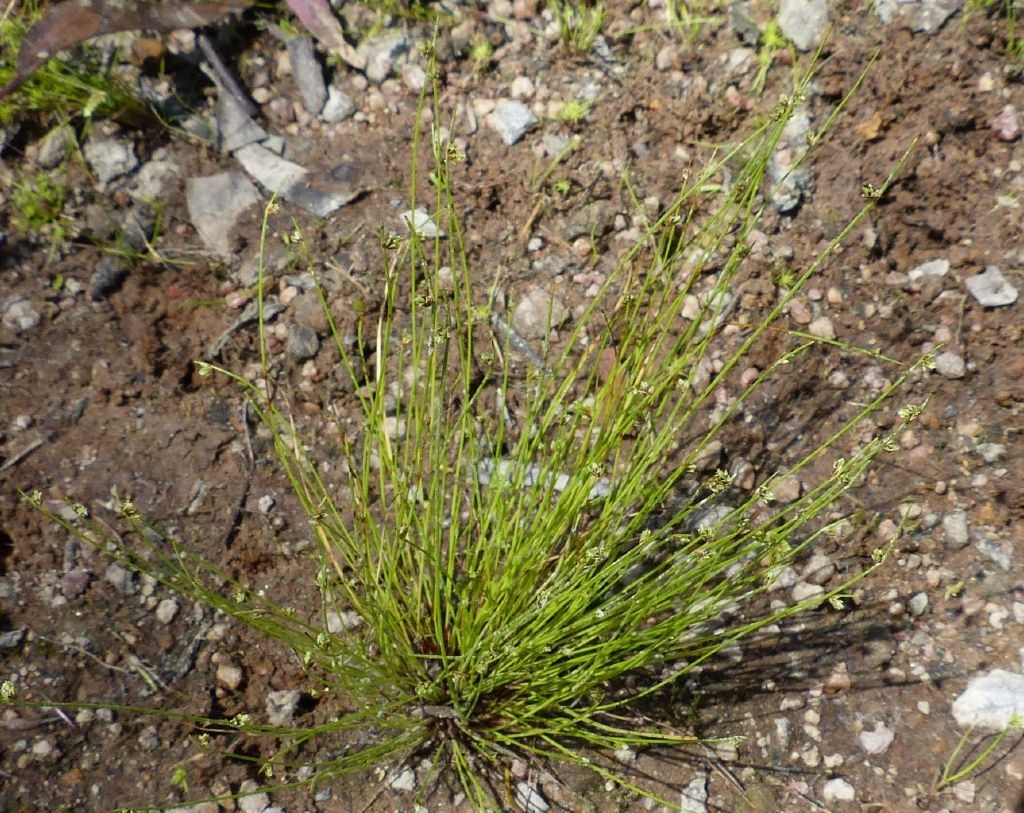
[{"left": 10, "top": 55, "right": 924, "bottom": 810}]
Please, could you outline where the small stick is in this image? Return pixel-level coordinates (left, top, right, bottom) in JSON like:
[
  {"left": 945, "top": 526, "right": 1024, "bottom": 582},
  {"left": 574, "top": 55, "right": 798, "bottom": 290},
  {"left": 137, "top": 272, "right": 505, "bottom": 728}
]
[{"left": 197, "top": 32, "right": 258, "bottom": 119}]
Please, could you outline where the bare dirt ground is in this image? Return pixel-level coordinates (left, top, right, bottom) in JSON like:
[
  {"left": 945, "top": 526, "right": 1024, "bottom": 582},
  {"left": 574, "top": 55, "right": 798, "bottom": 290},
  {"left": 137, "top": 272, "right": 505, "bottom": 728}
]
[{"left": 2, "top": 1, "right": 1024, "bottom": 810}]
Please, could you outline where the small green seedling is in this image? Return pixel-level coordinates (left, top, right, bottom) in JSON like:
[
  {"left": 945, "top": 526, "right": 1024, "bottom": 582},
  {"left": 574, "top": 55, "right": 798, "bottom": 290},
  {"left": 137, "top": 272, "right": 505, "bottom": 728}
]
[
  {"left": 551, "top": 0, "right": 606, "bottom": 52},
  {"left": 937, "top": 715, "right": 1024, "bottom": 790},
  {"left": 557, "top": 97, "right": 592, "bottom": 124}
]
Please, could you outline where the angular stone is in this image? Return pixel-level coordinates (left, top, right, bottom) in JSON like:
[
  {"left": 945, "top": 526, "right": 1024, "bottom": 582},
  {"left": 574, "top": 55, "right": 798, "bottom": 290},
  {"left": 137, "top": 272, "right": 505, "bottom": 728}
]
[
  {"left": 952, "top": 670, "right": 1024, "bottom": 730},
  {"left": 185, "top": 172, "right": 263, "bottom": 259},
  {"left": 965, "top": 266, "right": 1018, "bottom": 307},
  {"left": 487, "top": 100, "right": 537, "bottom": 146}
]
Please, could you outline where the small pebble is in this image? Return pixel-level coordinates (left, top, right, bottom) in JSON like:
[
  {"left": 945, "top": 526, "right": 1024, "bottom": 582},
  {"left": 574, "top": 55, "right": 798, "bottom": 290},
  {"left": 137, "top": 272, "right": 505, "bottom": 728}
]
[
  {"left": 858, "top": 722, "right": 894, "bottom": 754},
  {"left": 2, "top": 300, "right": 41, "bottom": 332},
  {"left": 216, "top": 661, "right": 244, "bottom": 691},
  {"left": 992, "top": 105, "right": 1021, "bottom": 142},
  {"left": 942, "top": 510, "right": 970, "bottom": 550},
  {"left": 966, "top": 266, "right": 1018, "bottom": 307},
  {"left": 808, "top": 316, "right": 835, "bottom": 340},
  {"left": 155, "top": 598, "right": 179, "bottom": 624},
  {"left": 286, "top": 323, "right": 320, "bottom": 363},
  {"left": 266, "top": 689, "right": 302, "bottom": 727},
  {"left": 821, "top": 778, "right": 855, "bottom": 802},
  {"left": 238, "top": 781, "right": 270, "bottom": 813},
  {"left": 934, "top": 351, "right": 965, "bottom": 379},
  {"left": 908, "top": 592, "right": 929, "bottom": 616},
  {"left": 514, "top": 780, "right": 548, "bottom": 813},
  {"left": 792, "top": 582, "right": 824, "bottom": 603}
]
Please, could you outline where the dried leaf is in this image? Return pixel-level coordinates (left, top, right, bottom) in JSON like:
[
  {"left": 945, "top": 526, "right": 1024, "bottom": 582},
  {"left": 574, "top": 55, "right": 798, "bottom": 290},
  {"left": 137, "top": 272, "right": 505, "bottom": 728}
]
[{"left": 0, "top": 0, "right": 251, "bottom": 100}]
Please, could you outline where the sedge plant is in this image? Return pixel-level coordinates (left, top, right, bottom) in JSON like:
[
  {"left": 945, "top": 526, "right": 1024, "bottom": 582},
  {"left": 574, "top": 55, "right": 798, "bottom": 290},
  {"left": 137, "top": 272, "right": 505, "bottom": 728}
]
[
  {"left": 0, "top": 0, "right": 144, "bottom": 128},
  {"left": 10, "top": 56, "right": 928, "bottom": 809}
]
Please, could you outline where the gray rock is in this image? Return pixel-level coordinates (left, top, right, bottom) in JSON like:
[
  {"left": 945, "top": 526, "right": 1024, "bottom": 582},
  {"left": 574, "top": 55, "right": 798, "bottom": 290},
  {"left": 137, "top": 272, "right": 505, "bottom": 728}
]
[
  {"left": 237, "top": 781, "right": 269, "bottom": 813},
  {"left": 155, "top": 598, "right": 179, "bottom": 625},
  {"left": 965, "top": 266, "right": 1018, "bottom": 307},
  {"left": 729, "top": 2, "right": 761, "bottom": 46},
  {"left": 768, "top": 110, "right": 812, "bottom": 212},
  {"left": 0, "top": 628, "right": 26, "bottom": 649},
  {"left": 389, "top": 767, "right": 416, "bottom": 793},
  {"left": 104, "top": 562, "right": 135, "bottom": 594},
  {"left": 976, "top": 442, "right": 1006, "bottom": 463},
  {"left": 952, "top": 669, "right": 1024, "bottom": 730},
  {"left": 792, "top": 581, "right": 824, "bottom": 603},
  {"left": 321, "top": 85, "right": 356, "bottom": 123},
  {"left": 401, "top": 208, "right": 445, "bottom": 238},
  {"left": 777, "top": 0, "right": 829, "bottom": 51},
  {"left": 913, "top": 0, "right": 962, "bottom": 32},
  {"left": 2, "top": 300, "right": 40, "bottom": 332},
  {"left": 801, "top": 552, "right": 835, "bottom": 586},
  {"left": 83, "top": 135, "right": 139, "bottom": 186},
  {"left": 265, "top": 688, "right": 302, "bottom": 726},
  {"left": 514, "top": 781, "right": 548, "bottom": 813},
  {"left": 89, "top": 257, "right": 129, "bottom": 300},
  {"left": 286, "top": 323, "right": 320, "bottom": 362},
  {"left": 288, "top": 35, "right": 327, "bottom": 116},
  {"left": 975, "top": 530, "right": 1012, "bottom": 570},
  {"left": 908, "top": 592, "right": 929, "bottom": 616},
  {"left": 216, "top": 88, "right": 267, "bottom": 153},
  {"left": 680, "top": 771, "right": 708, "bottom": 813},
  {"left": 185, "top": 173, "right": 263, "bottom": 259},
  {"left": 942, "top": 509, "right": 970, "bottom": 550},
  {"left": 874, "top": 0, "right": 962, "bottom": 32},
  {"left": 360, "top": 33, "right": 410, "bottom": 84},
  {"left": 934, "top": 350, "right": 965, "bottom": 379},
  {"left": 34, "top": 123, "right": 75, "bottom": 169},
  {"left": 234, "top": 143, "right": 363, "bottom": 217},
  {"left": 563, "top": 200, "right": 614, "bottom": 242},
  {"left": 128, "top": 158, "right": 181, "bottom": 202},
  {"left": 908, "top": 258, "right": 950, "bottom": 280},
  {"left": 821, "top": 778, "right": 856, "bottom": 803},
  {"left": 488, "top": 100, "right": 537, "bottom": 146},
  {"left": 859, "top": 722, "right": 895, "bottom": 754},
  {"left": 512, "top": 288, "right": 569, "bottom": 339}
]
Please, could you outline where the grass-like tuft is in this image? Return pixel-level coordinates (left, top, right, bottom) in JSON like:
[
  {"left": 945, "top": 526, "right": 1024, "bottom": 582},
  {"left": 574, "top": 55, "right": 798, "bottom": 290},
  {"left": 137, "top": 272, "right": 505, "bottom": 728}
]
[
  {"left": 0, "top": 0, "right": 144, "bottom": 128},
  {"left": 550, "top": 0, "right": 606, "bottom": 53},
  {"left": 13, "top": 57, "right": 927, "bottom": 810}
]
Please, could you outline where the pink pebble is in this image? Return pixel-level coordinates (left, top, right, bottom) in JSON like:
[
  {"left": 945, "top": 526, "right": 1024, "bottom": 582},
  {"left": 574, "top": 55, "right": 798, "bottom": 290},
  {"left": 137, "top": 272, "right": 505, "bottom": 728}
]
[{"left": 992, "top": 104, "right": 1020, "bottom": 142}]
